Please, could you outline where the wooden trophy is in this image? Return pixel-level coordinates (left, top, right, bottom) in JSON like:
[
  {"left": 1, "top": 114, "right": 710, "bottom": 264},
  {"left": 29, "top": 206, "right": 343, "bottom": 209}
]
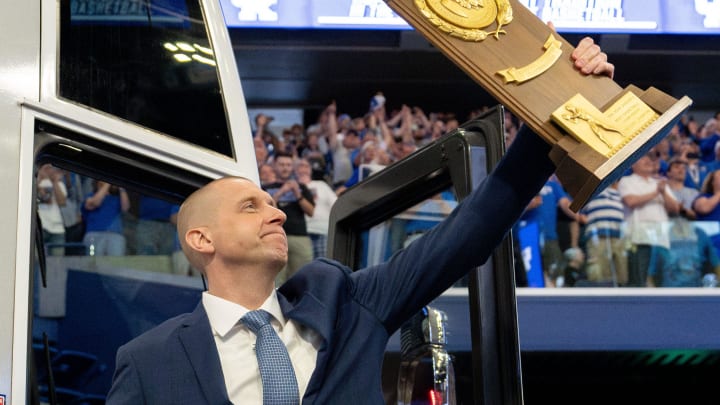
[{"left": 384, "top": 0, "right": 693, "bottom": 210}]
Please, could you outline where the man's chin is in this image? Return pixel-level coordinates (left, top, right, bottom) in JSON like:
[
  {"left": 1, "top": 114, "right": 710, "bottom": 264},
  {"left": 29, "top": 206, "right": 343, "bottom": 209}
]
[{"left": 269, "top": 255, "right": 288, "bottom": 271}]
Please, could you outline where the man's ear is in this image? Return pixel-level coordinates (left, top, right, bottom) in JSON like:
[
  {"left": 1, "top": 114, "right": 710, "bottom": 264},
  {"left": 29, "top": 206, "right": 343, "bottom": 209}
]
[{"left": 185, "top": 227, "right": 214, "bottom": 254}]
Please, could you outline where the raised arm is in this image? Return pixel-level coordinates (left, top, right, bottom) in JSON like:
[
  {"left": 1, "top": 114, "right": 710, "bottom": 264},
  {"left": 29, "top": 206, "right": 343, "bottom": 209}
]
[
  {"left": 350, "top": 34, "right": 616, "bottom": 330},
  {"left": 324, "top": 102, "right": 339, "bottom": 151}
]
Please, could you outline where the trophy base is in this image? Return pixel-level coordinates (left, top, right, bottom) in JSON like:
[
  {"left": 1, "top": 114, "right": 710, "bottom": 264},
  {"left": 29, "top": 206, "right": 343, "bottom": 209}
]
[{"left": 549, "top": 85, "right": 693, "bottom": 212}]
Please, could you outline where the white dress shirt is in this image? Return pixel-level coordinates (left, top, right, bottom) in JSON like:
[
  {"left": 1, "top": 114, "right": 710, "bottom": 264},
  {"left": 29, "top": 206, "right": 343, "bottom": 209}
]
[{"left": 202, "top": 291, "right": 320, "bottom": 404}]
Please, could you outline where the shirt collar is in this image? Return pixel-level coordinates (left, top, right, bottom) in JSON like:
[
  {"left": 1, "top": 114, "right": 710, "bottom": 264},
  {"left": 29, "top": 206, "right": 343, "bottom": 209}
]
[{"left": 202, "top": 290, "right": 287, "bottom": 338}]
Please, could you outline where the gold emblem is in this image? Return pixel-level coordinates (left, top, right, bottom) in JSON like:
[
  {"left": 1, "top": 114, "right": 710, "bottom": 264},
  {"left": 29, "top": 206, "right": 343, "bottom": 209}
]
[
  {"left": 551, "top": 93, "right": 660, "bottom": 158},
  {"left": 415, "top": 0, "right": 514, "bottom": 41},
  {"left": 561, "top": 104, "right": 624, "bottom": 150}
]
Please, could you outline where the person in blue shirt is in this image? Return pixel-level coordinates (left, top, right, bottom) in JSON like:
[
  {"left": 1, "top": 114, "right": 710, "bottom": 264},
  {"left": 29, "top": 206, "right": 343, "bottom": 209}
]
[
  {"left": 648, "top": 217, "right": 720, "bottom": 287},
  {"left": 692, "top": 169, "right": 720, "bottom": 258},
  {"left": 82, "top": 181, "right": 130, "bottom": 256},
  {"left": 536, "top": 175, "right": 578, "bottom": 287},
  {"left": 135, "top": 195, "right": 178, "bottom": 255}
]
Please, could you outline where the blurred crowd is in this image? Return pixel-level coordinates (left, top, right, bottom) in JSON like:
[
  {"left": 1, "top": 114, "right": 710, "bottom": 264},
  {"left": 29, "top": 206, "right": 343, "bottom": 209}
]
[
  {"left": 37, "top": 91, "right": 720, "bottom": 288},
  {"left": 517, "top": 112, "right": 720, "bottom": 288},
  {"left": 252, "top": 93, "right": 720, "bottom": 289},
  {"left": 37, "top": 165, "right": 190, "bottom": 273}
]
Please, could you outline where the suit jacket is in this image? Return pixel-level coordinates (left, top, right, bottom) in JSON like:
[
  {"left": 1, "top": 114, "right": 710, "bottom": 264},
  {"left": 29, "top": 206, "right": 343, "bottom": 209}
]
[{"left": 106, "top": 127, "right": 554, "bottom": 404}]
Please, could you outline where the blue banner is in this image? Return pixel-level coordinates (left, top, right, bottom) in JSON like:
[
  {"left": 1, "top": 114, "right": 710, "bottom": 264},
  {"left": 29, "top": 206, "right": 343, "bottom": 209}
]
[
  {"left": 220, "top": 0, "right": 720, "bottom": 34},
  {"left": 517, "top": 220, "right": 544, "bottom": 288}
]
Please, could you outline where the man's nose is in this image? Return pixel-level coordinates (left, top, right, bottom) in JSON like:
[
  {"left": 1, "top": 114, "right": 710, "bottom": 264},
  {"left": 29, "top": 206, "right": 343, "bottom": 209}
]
[{"left": 267, "top": 205, "right": 287, "bottom": 225}]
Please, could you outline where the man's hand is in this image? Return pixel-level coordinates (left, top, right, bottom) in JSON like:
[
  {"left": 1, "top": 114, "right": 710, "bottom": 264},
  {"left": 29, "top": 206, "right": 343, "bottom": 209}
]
[
  {"left": 325, "top": 101, "right": 337, "bottom": 115},
  {"left": 283, "top": 180, "right": 301, "bottom": 198},
  {"left": 256, "top": 113, "right": 271, "bottom": 127},
  {"left": 571, "top": 37, "right": 615, "bottom": 79},
  {"left": 547, "top": 21, "right": 614, "bottom": 79}
]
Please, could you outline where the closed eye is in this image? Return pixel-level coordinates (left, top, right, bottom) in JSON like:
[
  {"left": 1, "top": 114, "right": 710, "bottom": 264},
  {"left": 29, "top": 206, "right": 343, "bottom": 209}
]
[{"left": 242, "top": 201, "right": 258, "bottom": 211}]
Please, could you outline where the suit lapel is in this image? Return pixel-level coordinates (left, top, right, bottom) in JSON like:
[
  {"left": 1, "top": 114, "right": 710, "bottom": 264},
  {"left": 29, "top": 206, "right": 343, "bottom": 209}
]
[
  {"left": 178, "top": 303, "right": 232, "bottom": 404},
  {"left": 278, "top": 291, "right": 335, "bottom": 402}
]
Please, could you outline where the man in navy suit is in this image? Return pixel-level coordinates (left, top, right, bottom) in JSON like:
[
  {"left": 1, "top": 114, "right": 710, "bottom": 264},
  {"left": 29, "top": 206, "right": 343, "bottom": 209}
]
[{"left": 106, "top": 38, "right": 614, "bottom": 404}]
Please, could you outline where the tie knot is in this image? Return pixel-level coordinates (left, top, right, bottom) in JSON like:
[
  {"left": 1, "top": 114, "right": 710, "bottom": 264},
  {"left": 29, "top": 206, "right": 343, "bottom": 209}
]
[{"left": 241, "top": 309, "right": 273, "bottom": 334}]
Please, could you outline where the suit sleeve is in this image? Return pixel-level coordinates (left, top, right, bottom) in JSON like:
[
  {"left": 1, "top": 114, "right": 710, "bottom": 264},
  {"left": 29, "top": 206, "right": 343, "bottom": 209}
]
[
  {"left": 105, "top": 345, "right": 146, "bottom": 405},
  {"left": 349, "top": 126, "right": 556, "bottom": 333}
]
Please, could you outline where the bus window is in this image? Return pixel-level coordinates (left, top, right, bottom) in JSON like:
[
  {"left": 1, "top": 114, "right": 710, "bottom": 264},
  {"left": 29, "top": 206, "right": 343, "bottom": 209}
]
[
  {"left": 31, "top": 135, "right": 209, "bottom": 402},
  {"left": 58, "top": 0, "right": 233, "bottom": 157}
]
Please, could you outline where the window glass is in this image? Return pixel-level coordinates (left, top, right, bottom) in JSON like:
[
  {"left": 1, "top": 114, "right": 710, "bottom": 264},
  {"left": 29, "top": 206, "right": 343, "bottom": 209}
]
[
  {"left": 33, "top": 164, "right": 204, "bottom": 401},
  {"left": 59, "top": 0, "right": 233, "bottom": 157},
  {"left": 358, "top": 187, "right": 462, "bottom": 282}
]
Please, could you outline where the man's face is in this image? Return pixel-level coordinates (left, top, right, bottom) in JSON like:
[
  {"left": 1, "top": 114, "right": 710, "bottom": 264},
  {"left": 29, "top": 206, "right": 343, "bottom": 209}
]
[
  {"left": 631, "top": 154, "right": 657, "bottom": 176},
  {"left": 294, "top": 160, "right": 312, "bottom": 179},
  {"left": 343, "top": 133, "right": 360, "bottom": 149},
  {"left": 254, "top": 139, "right": 268, "bottom": 163},
  {"left": 362, "top": 144, "right": 377, "bottom": 163},
  {"left": 307, "top": 133, "right": 318, "bottom": 147},
  {"left": 259, "top": 164, "right": 276, "bottom": 184},
  {"left": 208, "top": 178, "right": 288, "bottom": 269},
  {"left": 274, "top": 156, "right": 294, "bottom": 180},
  {"left": 667, "top": 163, "right": 687, "bottom": 181}
]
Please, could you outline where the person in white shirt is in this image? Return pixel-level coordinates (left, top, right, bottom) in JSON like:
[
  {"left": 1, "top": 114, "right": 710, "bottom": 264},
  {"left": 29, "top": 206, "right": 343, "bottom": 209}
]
[
  {"left": 618, "top": 150, "right": 681, "bottom": 286},
  {"left": 37, "top": 164, "right": 68, "bottom": 256},
  {"left": 294, "top": 158, "right": 337, "bottom": 258}
]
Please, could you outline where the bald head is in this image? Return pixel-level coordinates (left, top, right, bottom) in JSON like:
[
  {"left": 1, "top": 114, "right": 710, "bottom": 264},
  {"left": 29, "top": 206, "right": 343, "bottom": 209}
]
[{"left": 177, "top": 176, "right": 255, "bottom": 269}]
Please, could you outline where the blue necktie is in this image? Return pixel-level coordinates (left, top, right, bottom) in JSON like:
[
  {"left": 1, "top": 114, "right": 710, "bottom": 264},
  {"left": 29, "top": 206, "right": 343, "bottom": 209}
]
[{"left": 241, "top": 310, "right": 300, "bottom": 405}]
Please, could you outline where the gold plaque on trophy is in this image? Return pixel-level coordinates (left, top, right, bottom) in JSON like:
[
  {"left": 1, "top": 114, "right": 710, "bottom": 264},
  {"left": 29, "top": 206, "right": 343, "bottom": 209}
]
[
  {"left": 385, "top": 0, "right": 692, "bottom": 210},
  {"left": 550, "top": 92, "right": 659, "bottom": 158}
]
